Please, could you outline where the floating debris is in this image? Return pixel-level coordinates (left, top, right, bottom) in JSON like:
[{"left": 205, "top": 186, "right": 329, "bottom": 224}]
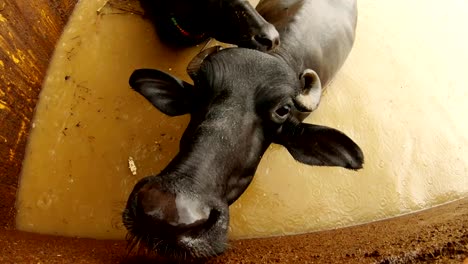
[{"left": 128, "top": 156, "right": 137, "bottom": 175}]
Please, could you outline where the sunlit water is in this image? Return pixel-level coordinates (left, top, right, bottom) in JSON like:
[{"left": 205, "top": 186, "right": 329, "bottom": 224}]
[{"left": 16, "top": 0, "right": 468, "bottom": 239}]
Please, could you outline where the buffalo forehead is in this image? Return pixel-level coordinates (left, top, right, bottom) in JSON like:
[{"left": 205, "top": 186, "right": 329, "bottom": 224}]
[
  {"left": 209, "top": 48, "right": 291, "bottom": 80},
  {"left": 206, "top": 55, "right": 296, "bottom": 100}
]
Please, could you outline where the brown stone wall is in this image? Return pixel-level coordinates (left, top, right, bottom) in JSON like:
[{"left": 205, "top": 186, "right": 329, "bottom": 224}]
[{"left": 0, "top": 0, "right": 78, "bottom": 229}]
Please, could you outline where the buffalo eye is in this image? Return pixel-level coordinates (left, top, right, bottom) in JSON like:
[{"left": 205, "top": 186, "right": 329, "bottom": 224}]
[
  {"left": 272, "top": 105, "right": 291, "bottom": 123},
  {"left": 276, "top": 105, "right": 290, "bottom": 117}
]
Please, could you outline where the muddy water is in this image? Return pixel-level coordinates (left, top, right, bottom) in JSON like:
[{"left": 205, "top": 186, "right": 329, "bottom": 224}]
[{"left": 16, "top": 0, "right": 468, "bottom": 239}]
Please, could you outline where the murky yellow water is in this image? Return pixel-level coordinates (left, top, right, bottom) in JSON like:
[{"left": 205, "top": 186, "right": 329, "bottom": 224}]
[{"left": 16, "top": 0, "right": 468, "bottom": 239}]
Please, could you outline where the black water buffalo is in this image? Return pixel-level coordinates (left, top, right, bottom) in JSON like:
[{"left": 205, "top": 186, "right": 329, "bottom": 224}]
[
  {"left": 123, "top": 0, "right": 361, "bottom": 259},
  {"left": 138, "top": 0, "right": 280, "bottom": 51}
]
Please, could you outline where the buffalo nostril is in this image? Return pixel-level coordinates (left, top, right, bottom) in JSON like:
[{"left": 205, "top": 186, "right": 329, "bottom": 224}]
[
  {"left": 205, "top": 208, "right": 221, "bottom": 228},
  {"left": 273, "top": 37, "right": 280, "bottom": 47},
  {"left": 182, "top": 208, "right": 221, "bottom": 234},
  {"left": 253, "top": 24, "right": 280, "bottom": 50},
  {"left": 254, "top": 34, "right": 275, "bottom": 50}
]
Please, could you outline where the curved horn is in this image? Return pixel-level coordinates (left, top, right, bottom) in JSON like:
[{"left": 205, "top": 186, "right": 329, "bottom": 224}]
[{"left": 187, "top": 45, "right": 223, "bottom": 79}]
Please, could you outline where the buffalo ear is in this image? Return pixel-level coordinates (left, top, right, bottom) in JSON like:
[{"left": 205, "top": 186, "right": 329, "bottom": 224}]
[
  {"left": 295, "top": 69, "right": 322, "bottom": 112},
  {"left": 129, "top": 69, "right": 194, "bottom": 116},
  {"left": 277, "top": 123, "right": 364, "bottom": 170}
]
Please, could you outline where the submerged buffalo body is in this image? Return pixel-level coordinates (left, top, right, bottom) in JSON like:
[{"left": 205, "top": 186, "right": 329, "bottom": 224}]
[
  {"left": 123, "top": 0, "right": 361, "bottom": 259},
  {"left": 139, "top": 0, "right": 280, "bottom": 51}
]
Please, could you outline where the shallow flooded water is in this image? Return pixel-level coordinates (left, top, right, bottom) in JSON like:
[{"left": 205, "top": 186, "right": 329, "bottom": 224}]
[{"left": 16, "top": 0, "right": 468, "bottom": 239}]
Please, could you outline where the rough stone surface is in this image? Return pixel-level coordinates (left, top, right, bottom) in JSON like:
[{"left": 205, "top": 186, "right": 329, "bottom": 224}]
[{"left": 0, "top": 0, "right": 77, "bottom": 229}]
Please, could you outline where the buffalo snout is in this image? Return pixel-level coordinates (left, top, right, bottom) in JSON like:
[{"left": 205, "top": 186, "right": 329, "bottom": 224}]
[
  {"left": 251, "top": 22, "right": 280, "bottom": 51},
  {"left": 123, "top": 176, "right": 229, "bottom": 258}
]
